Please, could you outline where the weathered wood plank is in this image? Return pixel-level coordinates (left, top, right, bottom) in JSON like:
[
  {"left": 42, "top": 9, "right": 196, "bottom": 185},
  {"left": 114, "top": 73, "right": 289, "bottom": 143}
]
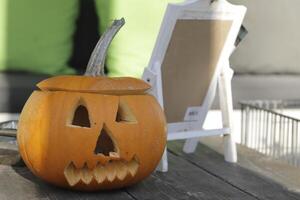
[
  {"left": 168, "top": 141, "right": 300, "bottom": 200},
  {"left": 0, "top": 165, "right": 134, "bottom": 200},
  {"left": 0, "top": 140, "right": 20, "bottom": 165},
  {"left": 127, "top": 153, "right": 256, "bottom": 200},
  {"left": 1, "top": 141, "right": 298, "bottom": 200}
]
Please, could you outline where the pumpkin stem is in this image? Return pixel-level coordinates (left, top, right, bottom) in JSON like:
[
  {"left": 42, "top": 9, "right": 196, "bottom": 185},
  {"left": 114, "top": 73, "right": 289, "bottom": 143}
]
[{"left": 85, "top": 18, "right": 125, "bottom": 76}]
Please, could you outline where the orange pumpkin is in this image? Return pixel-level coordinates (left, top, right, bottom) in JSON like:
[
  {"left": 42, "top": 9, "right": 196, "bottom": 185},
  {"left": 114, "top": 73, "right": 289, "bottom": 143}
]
[{"left": 17, "top": 19, "right": 166, "bottom": 191}]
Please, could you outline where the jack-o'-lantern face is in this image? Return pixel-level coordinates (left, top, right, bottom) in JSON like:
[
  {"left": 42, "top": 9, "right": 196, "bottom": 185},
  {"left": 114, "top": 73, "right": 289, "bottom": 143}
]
[
  {"left": 17, "top": 76, "right": 166, "bottom": 191},
  {"left": 17, "top": 18, "right": 166, "bottom": 191}
]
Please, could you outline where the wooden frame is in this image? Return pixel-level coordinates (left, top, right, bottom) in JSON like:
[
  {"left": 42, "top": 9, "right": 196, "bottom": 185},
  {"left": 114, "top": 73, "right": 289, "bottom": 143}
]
[{"left": 142, "top": 0, "right": 246, "bottom": 172}]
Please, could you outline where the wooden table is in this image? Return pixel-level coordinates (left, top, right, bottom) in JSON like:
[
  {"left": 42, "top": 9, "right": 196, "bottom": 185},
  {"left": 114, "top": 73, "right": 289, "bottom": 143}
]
[{"left": 0, "top": 141, "right": 299, "bottom": 200}]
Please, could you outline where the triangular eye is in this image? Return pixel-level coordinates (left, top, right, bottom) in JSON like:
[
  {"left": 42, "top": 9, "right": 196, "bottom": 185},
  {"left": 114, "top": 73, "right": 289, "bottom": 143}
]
[
  {"left": 94, "top": 125, "right": 118, "bottom": 156},
  {"left": 115, "top": 100, "right": 137, "bottom": 123},
  {"left": 72, "top": 105, "right": 91, "bottom": 128}
]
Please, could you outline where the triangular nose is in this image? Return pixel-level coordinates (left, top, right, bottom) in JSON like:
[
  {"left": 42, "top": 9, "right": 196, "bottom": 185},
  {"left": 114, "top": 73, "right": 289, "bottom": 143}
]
[{"left": 94, "top": 125, "right": 117, "bottom": 156}]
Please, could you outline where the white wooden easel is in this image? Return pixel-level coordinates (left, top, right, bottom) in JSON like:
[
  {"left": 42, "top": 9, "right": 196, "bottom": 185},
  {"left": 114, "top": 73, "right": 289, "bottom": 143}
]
[{"left": 143, "top": 0, "right": 246, "bottom": 172}]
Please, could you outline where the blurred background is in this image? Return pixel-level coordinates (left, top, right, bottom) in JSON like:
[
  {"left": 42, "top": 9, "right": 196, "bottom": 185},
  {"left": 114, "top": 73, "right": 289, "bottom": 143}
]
[{"left": 1, "top": 0, "right": 300, "bottom": 113}]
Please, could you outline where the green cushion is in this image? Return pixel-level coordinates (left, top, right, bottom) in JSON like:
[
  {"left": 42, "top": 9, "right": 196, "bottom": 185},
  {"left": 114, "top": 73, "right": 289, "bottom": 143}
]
[
  {"left": 95, "top": 0, "right": 183, "bottom": 78},
  {"left": 0, "top": 0, "right": 78, "bottom": 75}
]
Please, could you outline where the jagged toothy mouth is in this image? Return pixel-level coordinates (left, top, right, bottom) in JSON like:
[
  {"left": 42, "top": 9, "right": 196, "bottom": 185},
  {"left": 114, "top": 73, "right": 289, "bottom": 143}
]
[{"left": 64, "top": 157, "right": 139, "bottom": 186}]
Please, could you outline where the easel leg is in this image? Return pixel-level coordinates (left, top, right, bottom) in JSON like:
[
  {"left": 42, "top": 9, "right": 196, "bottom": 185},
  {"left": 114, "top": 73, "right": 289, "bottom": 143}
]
[
  {"left": 183, "top": 118, "right": 206, "bottom": 153},
  {"left": 183, "top": 138, "right": 199, "bottom": 153},
  {"left": 218, "top": 63, "right": 237, "bottom": 163},
  {"left": 143, "top": 67, "right": 169, "bottom": 172},
  {"left": 156, "top": 147, "right": 168, "bottom": 172}
]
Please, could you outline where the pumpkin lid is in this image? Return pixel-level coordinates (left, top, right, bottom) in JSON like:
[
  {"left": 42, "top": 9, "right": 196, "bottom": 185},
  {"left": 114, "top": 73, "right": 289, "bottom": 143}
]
[{"left": 37, "top": 76, "right": 151, "bottom": 95}]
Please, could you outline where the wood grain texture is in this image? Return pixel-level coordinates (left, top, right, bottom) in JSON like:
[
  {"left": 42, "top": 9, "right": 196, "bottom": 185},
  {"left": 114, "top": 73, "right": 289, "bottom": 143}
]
[
  {"left": 127, "top": 153, "right": 256, "bottom": 200},
  {"left": 0, "top": 165, "right": 133, "bottom": 200},
  {"left": 0, "top": 141, "right": 20, "bottom": 165},
  {"left": 168, "top": 141, "right": 300, "bottom": 200},
  {"left": 0, "top": 141, "right": 299, "bottom": 199}
]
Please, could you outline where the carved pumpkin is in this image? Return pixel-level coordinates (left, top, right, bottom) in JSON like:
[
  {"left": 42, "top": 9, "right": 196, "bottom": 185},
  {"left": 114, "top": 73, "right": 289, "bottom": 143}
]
[{"left": 17, "top": 19, "right": 166, "bottom": 191}]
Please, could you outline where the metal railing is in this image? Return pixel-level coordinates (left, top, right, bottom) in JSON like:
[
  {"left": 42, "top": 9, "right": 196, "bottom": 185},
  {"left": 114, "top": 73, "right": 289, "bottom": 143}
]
[{"left": 240, "top": 100, "right": 300, "bottom": 167}]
